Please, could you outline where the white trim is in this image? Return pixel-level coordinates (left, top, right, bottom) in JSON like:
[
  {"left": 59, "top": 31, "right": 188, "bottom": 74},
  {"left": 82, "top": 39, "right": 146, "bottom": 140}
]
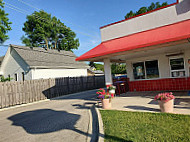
[{"left": 169, "top": 56, "right": 186, "bottom": 78}]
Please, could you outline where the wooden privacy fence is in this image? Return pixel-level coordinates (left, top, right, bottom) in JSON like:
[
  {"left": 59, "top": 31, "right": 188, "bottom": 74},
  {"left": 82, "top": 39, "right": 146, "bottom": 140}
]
[{"left": 0, "top": 75, "right": 105, "bottom": 109}]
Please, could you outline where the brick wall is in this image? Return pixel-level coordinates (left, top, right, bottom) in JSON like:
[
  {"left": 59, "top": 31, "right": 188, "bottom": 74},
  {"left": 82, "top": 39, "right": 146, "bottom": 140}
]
[{"left": 128, "top": 77, "right": 190, "bottom": 91}]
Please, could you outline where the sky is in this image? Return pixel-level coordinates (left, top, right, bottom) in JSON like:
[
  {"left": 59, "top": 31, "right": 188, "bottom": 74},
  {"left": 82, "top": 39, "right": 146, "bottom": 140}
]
[{"left": 1, "top": 0, "right": 176, "bottom": 57}]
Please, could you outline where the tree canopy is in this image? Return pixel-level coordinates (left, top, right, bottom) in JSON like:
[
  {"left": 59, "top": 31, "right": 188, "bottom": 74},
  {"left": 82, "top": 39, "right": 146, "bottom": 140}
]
[
  {"left": 0, "top": 0, "right": 12, "bottom": 44},
  {"left": 125, "top": 2, "right": 168, "bottom": 19},
  {"left": 89, "top": 62, "right": 127, "bottom": 74},
  {"left": 111, "top": 63, "right": 126, "bottom": 74},
  {"left": 22, "top": 10, "right": 79, "bottom": 51}
]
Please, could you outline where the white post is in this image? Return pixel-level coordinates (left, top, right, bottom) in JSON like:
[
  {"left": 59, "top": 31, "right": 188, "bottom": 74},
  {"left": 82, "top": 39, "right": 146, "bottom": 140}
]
[{"left": 104, "top": 58, "right": 112, "bottom": 85}]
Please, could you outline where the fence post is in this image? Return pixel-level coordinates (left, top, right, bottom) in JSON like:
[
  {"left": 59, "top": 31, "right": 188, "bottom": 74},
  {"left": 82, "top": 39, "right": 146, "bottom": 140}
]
[
  {"left": 67, "top": 77, "right": 70, "bottom": 94},
  {"left": 93, "top": 75, "right": 96, "bottom": 89}
]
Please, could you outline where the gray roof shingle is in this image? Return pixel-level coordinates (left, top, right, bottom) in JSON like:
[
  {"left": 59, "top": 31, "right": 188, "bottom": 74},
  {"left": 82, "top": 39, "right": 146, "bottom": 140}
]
[{"left": 11, "top": 45, "right": 89, "bottom": 69}]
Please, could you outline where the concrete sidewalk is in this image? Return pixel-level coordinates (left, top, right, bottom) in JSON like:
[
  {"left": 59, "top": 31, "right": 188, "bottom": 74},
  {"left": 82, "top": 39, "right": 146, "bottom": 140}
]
[
  {"left": 111, "top": 91, "right": 190, "bottom": 115},
  {"left": 0, "top": 89, "right": 99, "bottom": 142}
]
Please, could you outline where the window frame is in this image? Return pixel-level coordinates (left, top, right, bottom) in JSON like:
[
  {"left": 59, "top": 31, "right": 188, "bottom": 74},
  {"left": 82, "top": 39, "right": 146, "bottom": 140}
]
[
  {"left": 132, "top": 59, "right": 160, "bottom": 80},
  {"left": 169, "top": 56, "right": 186, "bottom": 78}
]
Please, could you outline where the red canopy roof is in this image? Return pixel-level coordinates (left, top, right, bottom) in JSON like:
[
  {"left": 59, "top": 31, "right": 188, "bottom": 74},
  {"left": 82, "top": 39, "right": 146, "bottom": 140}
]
[{"left": 76, "top": 19, "right": 190, "bottom": 61}]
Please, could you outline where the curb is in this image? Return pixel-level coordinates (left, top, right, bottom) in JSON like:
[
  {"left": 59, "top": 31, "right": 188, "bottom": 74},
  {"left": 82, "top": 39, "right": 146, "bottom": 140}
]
[
  {"left": 87, "top": 105, "right": 104, "bottom": 142},
  {"left": 95, "top": 107, "right": 104, "bottom": 142}
]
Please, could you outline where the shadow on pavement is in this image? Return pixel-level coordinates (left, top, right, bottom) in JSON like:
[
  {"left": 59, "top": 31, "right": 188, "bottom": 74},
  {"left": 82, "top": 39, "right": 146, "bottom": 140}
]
[
  {"left": 8, "top": 109, "right": 88, "bottom": 136},
  {"left": 124, "top": 105, "right": 160, "bottom": 112}
]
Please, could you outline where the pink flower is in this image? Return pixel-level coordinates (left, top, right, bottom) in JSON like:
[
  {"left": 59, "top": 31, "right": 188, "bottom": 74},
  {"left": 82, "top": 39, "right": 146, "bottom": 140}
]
[{"left": 154, "top": 92, "right": 175, "bottom": 102}]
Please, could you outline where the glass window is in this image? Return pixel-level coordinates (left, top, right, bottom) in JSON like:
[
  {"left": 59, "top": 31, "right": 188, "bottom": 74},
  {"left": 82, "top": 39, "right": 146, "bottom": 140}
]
[
  {"left": 133, "top": 62, "right": 145, "bottom": 79},
  {"left": 170, "top": 58, "right": 185, "bottom": 77},
  {"left": 170, "top": 58, "right": 184, "bottom": 70},
  {"left": 133, "top": 60, "right": 159, "bottom": 80},
  {"left": 145, "top": 60, "right": 159, "bottom": 79}
]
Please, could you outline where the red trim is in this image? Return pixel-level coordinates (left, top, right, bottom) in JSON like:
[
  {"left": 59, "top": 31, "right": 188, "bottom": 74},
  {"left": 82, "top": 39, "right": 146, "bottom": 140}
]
[
  {"left": 128, "top": 77, "right": 190, "bottom": 92},
  {"left": 100, "top": 0, "right": 179, "bottom": 29},
  {"left": 76, "top": 19, "right": 190, "bottom": 61}
]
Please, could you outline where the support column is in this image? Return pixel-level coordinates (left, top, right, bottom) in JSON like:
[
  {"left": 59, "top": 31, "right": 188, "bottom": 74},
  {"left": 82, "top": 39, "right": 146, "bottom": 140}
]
[{"left": 104, "top": 58, "right": 112, "bottom": 85}]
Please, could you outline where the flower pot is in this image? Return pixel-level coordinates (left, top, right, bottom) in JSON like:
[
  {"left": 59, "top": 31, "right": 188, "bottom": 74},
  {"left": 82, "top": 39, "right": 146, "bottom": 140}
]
[
  {"left": 109, "top": 89, "right": 115, "bottom": 94},
  {"left": 158, "top": 99, "right": 174, "bottom": 113},
  {"left": 102, "top": 99, "right": 111, "bottom": 109}
]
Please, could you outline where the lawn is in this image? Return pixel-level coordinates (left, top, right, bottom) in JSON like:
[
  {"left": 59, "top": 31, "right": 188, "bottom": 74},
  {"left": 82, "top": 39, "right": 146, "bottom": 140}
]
[{"left": 100, "top": 110, "right": 190, "bottom": 142}]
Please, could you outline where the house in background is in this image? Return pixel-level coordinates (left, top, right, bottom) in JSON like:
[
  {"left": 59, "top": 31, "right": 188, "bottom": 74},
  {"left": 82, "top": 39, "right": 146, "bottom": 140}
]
[
  {"left": 0, "top": 45, "right": 89, "bottom": 81},
  {"left": 76, "top": 0, "right": 190, "bottom": 91},
  {"left": 87, "top": 67, "right": 104, "bottom": 76}
]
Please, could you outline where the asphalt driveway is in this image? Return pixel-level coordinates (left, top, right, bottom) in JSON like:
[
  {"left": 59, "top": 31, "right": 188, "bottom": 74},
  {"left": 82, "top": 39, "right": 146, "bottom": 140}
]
[{"left": 0, "top": 89, "right": 98, "bottom": 142}]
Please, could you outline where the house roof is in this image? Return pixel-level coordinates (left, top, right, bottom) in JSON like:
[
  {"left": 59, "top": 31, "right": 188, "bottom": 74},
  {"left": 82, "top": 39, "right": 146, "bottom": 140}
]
[
  {"left": 11, "top": 45, "right": 89, "bottom": 69},
  {"left": 76, "top": 19, "right": 190, "bottom": 61}
]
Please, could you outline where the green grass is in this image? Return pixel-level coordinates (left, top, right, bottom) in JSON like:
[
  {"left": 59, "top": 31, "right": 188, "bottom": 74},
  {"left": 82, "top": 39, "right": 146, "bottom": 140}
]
[{"left": 100, "top": 110, "right": 190, "bottom": 142}]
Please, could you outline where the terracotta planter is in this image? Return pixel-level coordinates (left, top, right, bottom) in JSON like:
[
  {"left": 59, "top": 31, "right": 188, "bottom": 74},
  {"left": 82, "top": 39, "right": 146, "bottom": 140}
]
[
  {"left": 102, "top": 99, "right": 111, "bottom": 109},
  {"left": 158, "top": 99, "right": 174, "bottom": 113}
]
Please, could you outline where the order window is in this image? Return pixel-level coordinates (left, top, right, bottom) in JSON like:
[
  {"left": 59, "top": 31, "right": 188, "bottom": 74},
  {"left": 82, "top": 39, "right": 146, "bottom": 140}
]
[
  {"left": 170, "top": 58, "right": 185, "bottom": 77},
  {"left": 133, "top": 60, "right": 159, "bottom": 80}
]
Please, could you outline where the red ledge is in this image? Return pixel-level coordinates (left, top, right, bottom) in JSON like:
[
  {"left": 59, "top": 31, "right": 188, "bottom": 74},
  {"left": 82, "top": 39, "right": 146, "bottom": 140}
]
[{"left": 100, "top": 0, "right": 179, "bottom": 29}]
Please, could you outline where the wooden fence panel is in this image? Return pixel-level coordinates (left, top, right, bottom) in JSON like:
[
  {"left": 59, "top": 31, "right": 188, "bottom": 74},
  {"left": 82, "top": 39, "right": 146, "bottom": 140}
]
[{"left": 0, "top": 75, "right": 105, "bottom": 108}]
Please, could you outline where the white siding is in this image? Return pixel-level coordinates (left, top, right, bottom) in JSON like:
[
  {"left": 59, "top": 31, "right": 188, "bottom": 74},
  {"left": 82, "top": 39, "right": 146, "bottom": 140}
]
[
  {"left": 31, "top": 68, "right": 88, "bottom": 80},
  {"left": 126, "top": 48, "right": 190, "bottom": 81},
  {"left": 101, "top": 0, "right": 190, "bottom": 42},
  {"left": 0, "top": 47, "right": 32, "bottom": 81}
]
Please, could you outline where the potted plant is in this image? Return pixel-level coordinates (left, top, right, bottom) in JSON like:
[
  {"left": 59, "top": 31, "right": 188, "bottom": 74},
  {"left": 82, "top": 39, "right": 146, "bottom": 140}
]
[
  {"left": 154, "top": 92, "right": 175, "bottom": 113},
  {"left": 97, "top": 88, "right": 112, "bottom": 109},
  {"left": 107, "top": 85, "right": 116, "bottom": 97}
]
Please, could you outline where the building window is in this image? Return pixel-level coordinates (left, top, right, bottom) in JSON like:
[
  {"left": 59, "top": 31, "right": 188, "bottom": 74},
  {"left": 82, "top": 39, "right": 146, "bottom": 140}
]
[
  {"left": 170, "top": 58, "right": 185, "bottom": 77},
  {"left": 15, "top": 73, "right": 18, "bottom": 81},
  {"left": 145, "top": 60, "right": 159, "bottom": 79},
  {"left": 133, "top": 60, "right": 159, "bottom": 80},
  {"left": 22, "top": 72, "right": 25, "bottom": 81},
  {"left": 133, "top": 62, "right": 145, "bottom": 79}
]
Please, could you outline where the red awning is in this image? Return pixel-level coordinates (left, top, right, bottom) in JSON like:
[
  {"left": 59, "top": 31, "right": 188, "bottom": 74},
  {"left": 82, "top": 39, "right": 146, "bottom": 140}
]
[{"left": 76, "top": 19, "right": 190, "bottom": 61}]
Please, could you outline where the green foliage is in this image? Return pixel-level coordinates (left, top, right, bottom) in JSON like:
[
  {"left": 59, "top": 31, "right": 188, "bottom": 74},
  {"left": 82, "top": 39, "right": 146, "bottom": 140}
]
[
  {"left": 89, "top": 61, "right": 96, "bottom": 68},
  {"left": 95, "top": 63, "right": 104, "bottom": 71},
  {"left": 125, "top": 2, "right": 168, "bottom": 19},
  {"left": 22, "top": 10, "right": 79, "bottom": 51},
  {"left": 89, "top": 62, "right": 126, "bottom": 74},
  {"left": 101, "top": 110, "right": 190, "bottom": 142},
  {"left": 0, "top": 0, "right": 12, "bottom": 44},
  {"left": 0, "top": 76, "right": 12, "bottom": 82},
  {"left": 111, "top": 63, "right": 126, "bottom": 74}
]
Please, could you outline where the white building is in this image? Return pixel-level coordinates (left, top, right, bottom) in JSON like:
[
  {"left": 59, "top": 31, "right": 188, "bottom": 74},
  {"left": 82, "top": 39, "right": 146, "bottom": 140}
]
[
  {"left": 76, "top": 0, "right": 190, "bottom": 91},
  {"left": 0, "top": 45, "right": 89, "bottom": 81}
]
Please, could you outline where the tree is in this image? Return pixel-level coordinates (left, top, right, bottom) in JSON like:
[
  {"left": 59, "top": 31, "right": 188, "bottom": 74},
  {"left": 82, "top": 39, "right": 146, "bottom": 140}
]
[
  {"left": 111, "top": 63, "right": 126, "bottom": 74},
  {"left": 147, "top": 2, "right": 156, "bottom": 12},
  {"left": 136, "top": 7, "right": 147, "bottom": 15},
  {"left": 0, "top": 0, "right": 12, "bottom": 44},
  {"left": 22, "top": 10, "right": 79, "bottom": 51},
  {"left": 89, "top": 61, "right": 96, "bottom": 68},
  {"left": 125, "top": 10, "right": 135, "bottom": 19},
  {"left": 125, "top": 2, "right": 168, "bottom": 19}
]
